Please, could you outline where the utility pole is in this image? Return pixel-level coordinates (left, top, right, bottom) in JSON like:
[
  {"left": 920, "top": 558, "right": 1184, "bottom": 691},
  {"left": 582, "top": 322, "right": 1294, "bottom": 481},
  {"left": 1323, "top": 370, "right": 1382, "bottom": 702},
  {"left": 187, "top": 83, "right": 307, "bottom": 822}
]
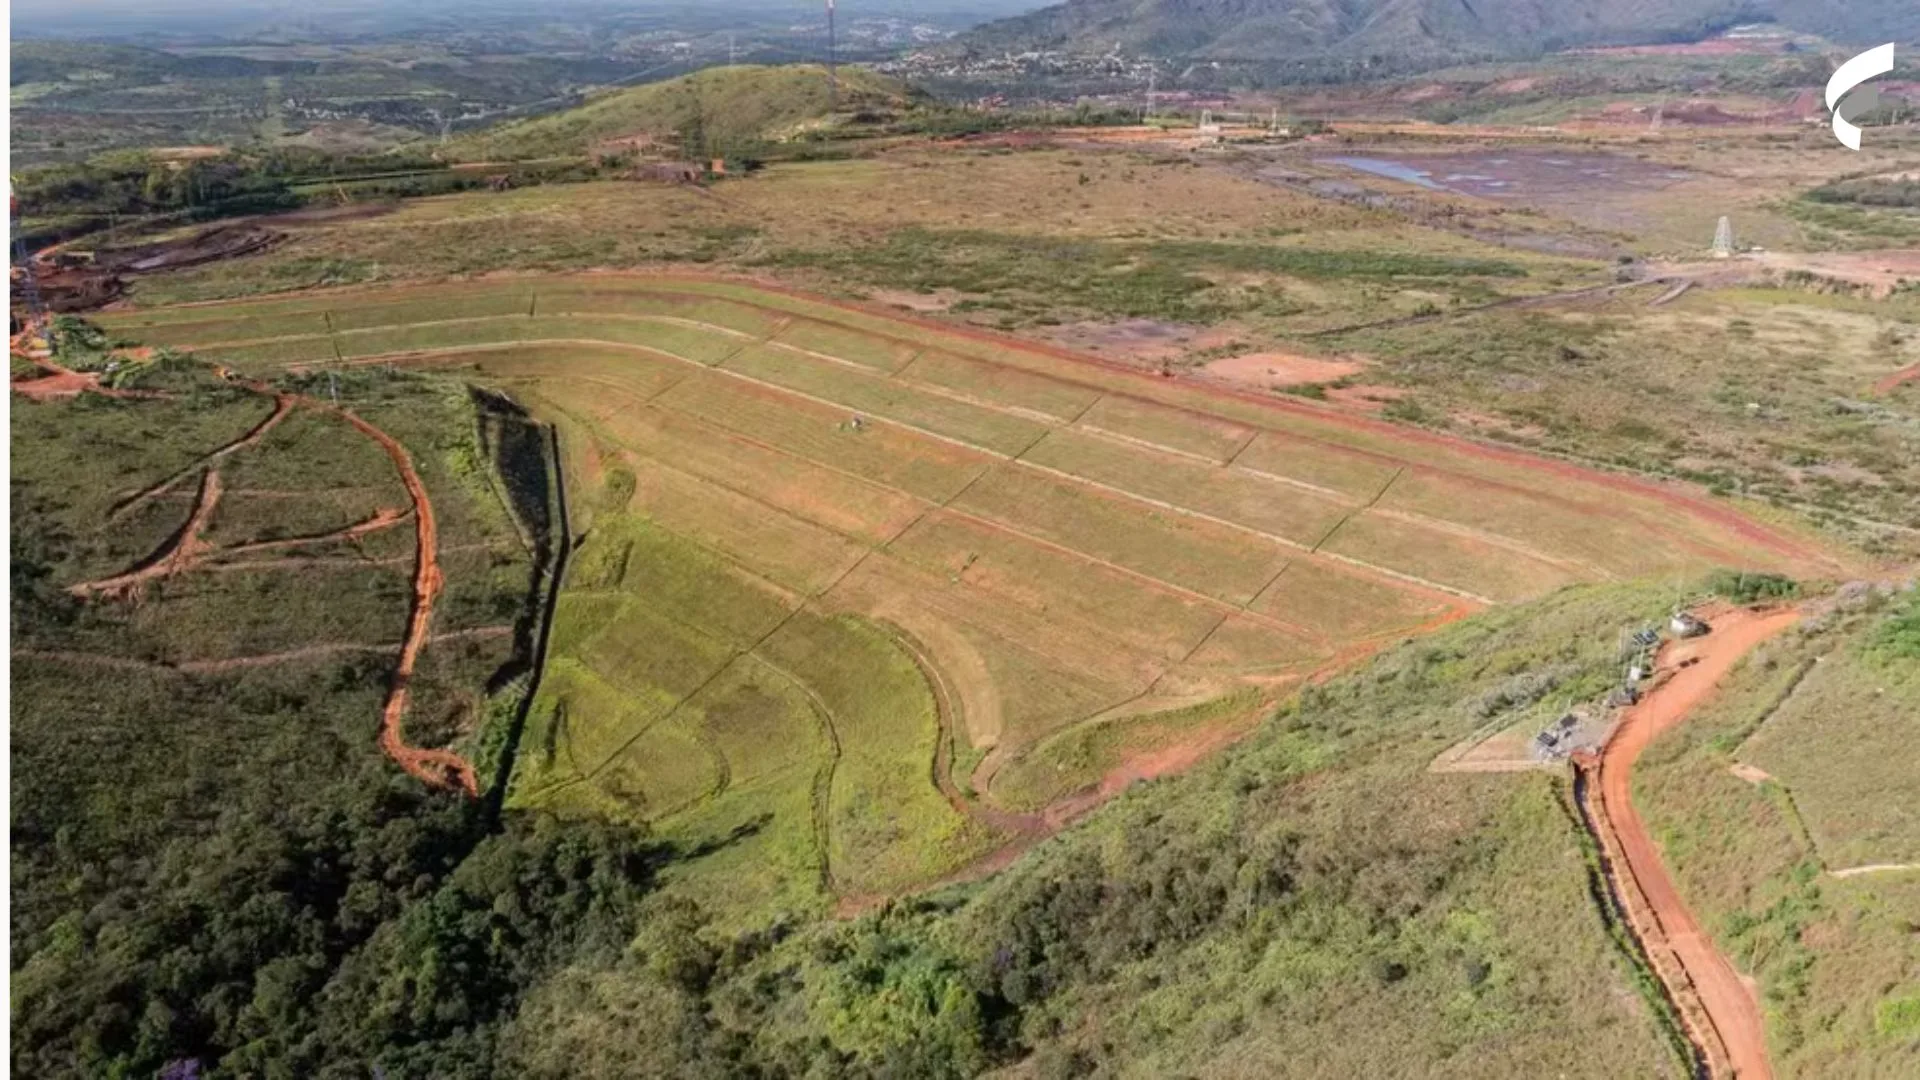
[{"left": 826, "top": 0, "right": 838, "bottom": 111}]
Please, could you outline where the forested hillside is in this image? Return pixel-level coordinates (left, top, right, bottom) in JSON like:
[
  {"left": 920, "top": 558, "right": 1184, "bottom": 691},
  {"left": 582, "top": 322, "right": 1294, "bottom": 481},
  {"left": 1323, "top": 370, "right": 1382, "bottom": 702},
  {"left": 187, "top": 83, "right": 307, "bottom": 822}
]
[{"left": 955, "top": 0, "right": 1920, "bottom": 72}]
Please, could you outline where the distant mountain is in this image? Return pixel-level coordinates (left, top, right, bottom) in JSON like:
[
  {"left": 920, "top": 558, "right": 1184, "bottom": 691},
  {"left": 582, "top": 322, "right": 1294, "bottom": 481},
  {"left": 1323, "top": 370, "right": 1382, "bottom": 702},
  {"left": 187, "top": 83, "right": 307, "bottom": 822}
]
[{"left": 953, "top": 0, "right": 1920, "bottom": 70}]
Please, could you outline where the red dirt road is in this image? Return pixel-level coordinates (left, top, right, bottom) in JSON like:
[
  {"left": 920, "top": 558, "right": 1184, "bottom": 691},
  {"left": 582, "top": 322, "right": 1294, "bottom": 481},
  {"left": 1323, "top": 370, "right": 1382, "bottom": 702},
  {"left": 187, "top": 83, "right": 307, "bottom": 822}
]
[
  {"left": 1874, "top": 362, "right": 1920, "bottom": 395},
  {"left": 333, "top": 404, "right": 476, "bottom": 797},
  {"left": 1591, "top": 605, "right": 1798, "bottom": 1080}
]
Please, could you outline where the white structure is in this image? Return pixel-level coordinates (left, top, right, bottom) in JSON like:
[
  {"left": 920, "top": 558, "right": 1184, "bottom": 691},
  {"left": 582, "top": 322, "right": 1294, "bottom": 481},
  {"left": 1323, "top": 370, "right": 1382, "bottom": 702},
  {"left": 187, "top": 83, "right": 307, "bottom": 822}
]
[{"left": 1712, "top": 216, "right": 1735, "bottom": 258}]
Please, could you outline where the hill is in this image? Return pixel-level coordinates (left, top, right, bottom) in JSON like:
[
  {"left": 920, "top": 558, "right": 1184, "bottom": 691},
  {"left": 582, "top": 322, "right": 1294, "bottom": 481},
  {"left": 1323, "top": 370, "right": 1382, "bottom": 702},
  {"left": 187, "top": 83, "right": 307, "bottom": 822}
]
[
  {"left": 954, "top": 0, "right": 1920, "bottom": 74},
  {"left": 444, "top": 64, "right": 918, "bottom": 163}
]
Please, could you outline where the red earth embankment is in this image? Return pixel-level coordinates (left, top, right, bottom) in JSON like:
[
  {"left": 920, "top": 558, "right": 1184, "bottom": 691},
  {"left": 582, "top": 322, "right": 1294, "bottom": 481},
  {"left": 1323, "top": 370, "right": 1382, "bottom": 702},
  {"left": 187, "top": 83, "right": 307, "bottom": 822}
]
[{"left": 1583, "top": 605, "right": 1798, "bottom": 1080}]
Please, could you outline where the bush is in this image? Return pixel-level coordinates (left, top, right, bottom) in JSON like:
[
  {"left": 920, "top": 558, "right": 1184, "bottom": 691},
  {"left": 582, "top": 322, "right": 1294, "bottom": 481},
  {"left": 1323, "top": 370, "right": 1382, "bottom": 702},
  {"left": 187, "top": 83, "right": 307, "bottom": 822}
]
[{"left": 1704, "top": 570, "right": 1799, "bottom": 605}]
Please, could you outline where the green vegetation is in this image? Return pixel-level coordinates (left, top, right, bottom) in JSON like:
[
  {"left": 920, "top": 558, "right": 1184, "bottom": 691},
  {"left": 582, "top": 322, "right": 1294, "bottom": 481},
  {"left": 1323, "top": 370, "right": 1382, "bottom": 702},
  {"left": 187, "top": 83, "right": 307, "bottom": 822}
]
[
  {"left": 1637, "top": 586, "right": 1920, "bottom": 1074},
  {"left": 446, "top": 65, "right": 916, "bottom": 163},
  {"left": 492, "top": 583, "right": 1696, "bottom": 1077},
  {"left": 1704, "top": 569, "right": 1800, "bottom": 605},
  {"left": 765, "top": 227, "right": 1529, "bottom": 325},
  {"left": 509, "top": 505, "right": 994, "bottom": 920},
  {"left": 8, "top": 360, "right": 660, "bottom": 1076},
  {"left": 1805, "top": 176, "right": 1920, "bottom": 210},
  {"left": 1328, "top": 289, "right": 1920, "bottom": 557}
]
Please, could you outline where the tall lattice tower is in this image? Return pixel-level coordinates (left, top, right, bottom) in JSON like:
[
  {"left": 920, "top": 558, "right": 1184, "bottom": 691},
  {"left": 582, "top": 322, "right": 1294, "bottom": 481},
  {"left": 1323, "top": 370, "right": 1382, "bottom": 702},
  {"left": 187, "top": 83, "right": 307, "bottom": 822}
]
[
  {"left": 1711, "top": 216, "right": 1735, "bottom": 259},
  {"left": 825, "top": 0, "right": 838, "bottom": 111},
  {"left": 10, "top": 197, "right": 49, "bottom": 341}
]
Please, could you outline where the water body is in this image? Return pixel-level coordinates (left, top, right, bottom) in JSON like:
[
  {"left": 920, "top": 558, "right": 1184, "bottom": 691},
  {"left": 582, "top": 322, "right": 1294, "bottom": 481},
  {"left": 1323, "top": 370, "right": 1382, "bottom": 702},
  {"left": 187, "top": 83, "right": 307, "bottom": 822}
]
[
  {"left": 1319, "top": 156, "right": 1443, "bottom": 189},
  {"left": 1317, "top": 150, "right": 1691, "bottom": 200}
]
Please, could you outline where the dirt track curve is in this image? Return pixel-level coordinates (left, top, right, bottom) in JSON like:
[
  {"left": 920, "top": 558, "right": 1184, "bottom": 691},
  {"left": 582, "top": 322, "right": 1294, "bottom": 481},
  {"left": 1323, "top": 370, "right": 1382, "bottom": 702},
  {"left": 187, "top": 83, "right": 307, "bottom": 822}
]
[
  {"left": 28, "top": 357, "right": 478, "bottom": 797},
  {"left": 1588, "top": 605, "right": 1798, "bottom": 1080},
  {"left": 332, "top": 404, "right": 476, "bottom": 797}
]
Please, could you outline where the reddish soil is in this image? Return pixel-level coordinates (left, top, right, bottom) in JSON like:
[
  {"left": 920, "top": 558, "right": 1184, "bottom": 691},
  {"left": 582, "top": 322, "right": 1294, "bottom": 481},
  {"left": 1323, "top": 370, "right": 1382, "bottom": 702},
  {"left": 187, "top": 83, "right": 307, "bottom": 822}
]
[
  {"left": 216, "top": 506, "right": 410, "bottom": 556},
  {"left": 69, "top": 470, "right": 225, "bottom": 598},
  {"left": 1201, "top": 351, "right": 1364, "bottom": 389},
  {"left": 56, "top": 360, "right": 477, "bottom": 796},
  {"left": 1872, "top": 363, "right": 1920, "bottom": 395},
  {"left": 331, "top": 403, "right": 476, "bottom": 797},
  {"left": 626, "top": 272, "right": 1842, "bottom": 574},
  {"left": 1750, "top": 250, "right": 1920, "bottom": 300},
  {"left": 1039, "top": 318, "right": 1244, "bottom": 370},
  {"left": 1584, "top": 604, "right": 1798, "bottom": 1080},
  {"left": 10, "top": 356, "right": 165, "bottom": 402}
]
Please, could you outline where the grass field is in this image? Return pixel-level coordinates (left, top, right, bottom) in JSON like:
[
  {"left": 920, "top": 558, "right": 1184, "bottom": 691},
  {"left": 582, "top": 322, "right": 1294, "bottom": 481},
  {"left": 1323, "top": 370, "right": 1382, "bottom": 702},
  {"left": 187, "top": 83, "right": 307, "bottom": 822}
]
[
  {"left": 94, "top": 274, "right": 1845, "bottom": 909},
  {"left": 1635, "top": 587, "right": 1920, "bottom": 1076}
]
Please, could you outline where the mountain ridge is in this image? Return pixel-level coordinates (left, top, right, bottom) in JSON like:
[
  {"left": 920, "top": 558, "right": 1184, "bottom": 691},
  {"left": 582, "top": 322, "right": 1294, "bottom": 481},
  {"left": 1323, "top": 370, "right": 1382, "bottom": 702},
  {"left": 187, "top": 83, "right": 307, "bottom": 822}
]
[{"left": 952, "top": 0, "right": 1920, "bottom": 69}]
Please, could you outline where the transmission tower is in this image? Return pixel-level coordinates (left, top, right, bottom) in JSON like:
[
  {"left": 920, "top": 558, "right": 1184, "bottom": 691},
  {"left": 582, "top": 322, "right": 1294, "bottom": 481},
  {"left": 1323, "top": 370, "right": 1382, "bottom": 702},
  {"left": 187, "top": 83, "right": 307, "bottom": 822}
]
[
  {"left": 825, "top": 0, "right": 838, "bottom": 111},
  {"left": 10, "top": 197, "right": 49, "bottom": 343}
]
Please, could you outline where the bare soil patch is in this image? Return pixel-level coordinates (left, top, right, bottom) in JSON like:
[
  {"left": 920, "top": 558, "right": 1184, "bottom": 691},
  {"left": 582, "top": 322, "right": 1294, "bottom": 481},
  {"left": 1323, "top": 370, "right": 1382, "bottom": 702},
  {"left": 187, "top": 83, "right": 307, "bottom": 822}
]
[
  {"left": 1201, "top": 351, "right": 1363, "bottom": 389},
  {"left": 867, "top": 287, "right": 968, "bottom": 313},
  {"left": 1038, "top": 318, "right": 1243, "bottom": 369},
  {"left": 1325, "top": 383, "right": 1406, "bottom": 411},
  {"left": 1752, "top": 250, "right": 1920, "bottom": 300}
]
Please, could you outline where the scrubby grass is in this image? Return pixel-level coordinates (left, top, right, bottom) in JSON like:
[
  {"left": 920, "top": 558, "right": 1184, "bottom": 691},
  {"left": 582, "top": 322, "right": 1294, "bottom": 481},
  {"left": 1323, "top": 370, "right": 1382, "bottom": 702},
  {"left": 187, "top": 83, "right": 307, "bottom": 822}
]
[
  {"left": 496, "top": 583, "right": 1698, "bottom": 1078},
  {"left": 618, "top": 456, "right": 867, "bottom": 595},
  {"left": 443, "top": 64, "right": 914, "bottom": 162},
  {"left": 1322, "top": 511, "right": 1585, "bottom": 602},
  {"left": 1024, "top": 427, "right": 1354, "bottom": 547},
  {"left": 770, "top": 319, "right": 919, "bottom": 372},
  {"left": 518, "top": 504, "right": 990, "bottom": 912},
  {"left": 1077, "top": 392, "right": 1254, "bottom": 461},
  {"left": 900, "top": 348, "right": 1103, "bottom": 421},
  {"left": 721, "top": 344, "right": 1050, "bottom": 455},
  {"left": 763, "top": 611, "right": 1001, "bottom": 896},
  {"left": 1232, "top": 429, "right": 1405, "bottom": 499},
  {"left": 1252, "top": 558, "right": 1456, "bottom": 640},
  {"left": 991, "top": 690, "right": 1268, "bottom": 811},
  {"left": 1636, "top": 587, "right": 1920, "bottom": 1075},
  {"left": 1327, "top": 290, "right": 1920, "bottom": 557},
  {"left": 11, "top": 361, "right": 575, "bottom": 1078},
  {"left": 656, "top": 370, "right": 993, "bottom": 501},
  {"left": 763, "top": 227, "right": 1533, "bottom": 327},
  {"left": 887, "top": 511, "right": 1222, "bottom": 663},
  {"left": 527, "top": 379, "right": 924, "bottom": 544},
  {"left": 952, "top": 464, "right": 1294, "bottom": 605}
]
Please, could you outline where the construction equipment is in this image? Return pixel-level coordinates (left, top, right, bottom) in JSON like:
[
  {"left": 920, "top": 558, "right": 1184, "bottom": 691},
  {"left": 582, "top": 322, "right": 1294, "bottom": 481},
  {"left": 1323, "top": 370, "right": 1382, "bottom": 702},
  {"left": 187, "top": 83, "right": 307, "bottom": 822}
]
[{"left": 1669, "top": 611, "right": 1711, "bottom": 639}]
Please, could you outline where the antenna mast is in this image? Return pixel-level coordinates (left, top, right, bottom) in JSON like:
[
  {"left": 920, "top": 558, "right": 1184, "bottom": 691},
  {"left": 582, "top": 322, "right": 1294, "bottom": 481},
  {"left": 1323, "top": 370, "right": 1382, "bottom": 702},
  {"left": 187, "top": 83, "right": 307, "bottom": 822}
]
[{"left": 826, "top": 0, "right": 838, "bottom": 111}]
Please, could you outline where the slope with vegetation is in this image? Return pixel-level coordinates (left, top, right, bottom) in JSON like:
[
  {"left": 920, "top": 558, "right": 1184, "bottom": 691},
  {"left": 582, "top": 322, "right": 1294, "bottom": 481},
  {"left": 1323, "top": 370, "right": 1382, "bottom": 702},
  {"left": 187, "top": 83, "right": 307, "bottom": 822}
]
[
  {"left": 8, "top": 358, "right": 639, "bottom": 1076},
  {"left": 954, "top": 0, "right": 1920, "bottom": 75},
  {"left": 1634, "top": 583, "right": 1920, "bottom": 1076},
  {"left": 443, "top": 64, "right": 919, "bottom": 163},
  {"left": 495, "top": 581, "right": 1713, "bottom": 1077}
]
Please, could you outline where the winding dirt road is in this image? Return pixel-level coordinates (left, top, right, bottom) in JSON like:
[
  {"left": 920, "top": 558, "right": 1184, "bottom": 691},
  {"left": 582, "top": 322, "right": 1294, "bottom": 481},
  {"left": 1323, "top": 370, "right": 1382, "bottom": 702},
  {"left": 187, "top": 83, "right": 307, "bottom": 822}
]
[
  {"left": 1589, "top": 605, "right": 1798, "bottom": 1080},
  {"left": 332, "top": 404, "right": 476, "bottom": 797}
]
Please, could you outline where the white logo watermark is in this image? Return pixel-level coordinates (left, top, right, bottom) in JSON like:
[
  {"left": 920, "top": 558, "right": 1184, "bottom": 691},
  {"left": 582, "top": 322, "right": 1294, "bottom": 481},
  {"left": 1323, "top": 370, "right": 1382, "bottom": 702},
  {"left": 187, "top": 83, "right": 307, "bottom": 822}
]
[{"left": 1827, "top": 43, "right": 1896, "bottom": 150}]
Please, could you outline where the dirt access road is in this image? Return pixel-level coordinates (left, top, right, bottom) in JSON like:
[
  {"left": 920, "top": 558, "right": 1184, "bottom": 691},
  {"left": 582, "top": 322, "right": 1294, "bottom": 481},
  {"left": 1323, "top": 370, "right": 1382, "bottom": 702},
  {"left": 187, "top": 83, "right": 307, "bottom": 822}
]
[{"left": 1589, "top": 604, "right": 1798, "bottom": 1080}]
